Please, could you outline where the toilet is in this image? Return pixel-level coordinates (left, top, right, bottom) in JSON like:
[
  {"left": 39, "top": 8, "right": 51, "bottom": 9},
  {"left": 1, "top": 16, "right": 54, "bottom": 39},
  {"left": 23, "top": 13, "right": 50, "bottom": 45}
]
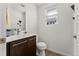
[{"left": 37, "top": 42, "right": 47, "bottom": 56}]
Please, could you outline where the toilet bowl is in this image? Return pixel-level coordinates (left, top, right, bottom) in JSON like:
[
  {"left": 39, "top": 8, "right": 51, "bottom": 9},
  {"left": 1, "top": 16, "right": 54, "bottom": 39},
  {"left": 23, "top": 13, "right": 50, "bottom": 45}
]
[{"left": 37, "top": 42, "right": 47, "bottom": 56}]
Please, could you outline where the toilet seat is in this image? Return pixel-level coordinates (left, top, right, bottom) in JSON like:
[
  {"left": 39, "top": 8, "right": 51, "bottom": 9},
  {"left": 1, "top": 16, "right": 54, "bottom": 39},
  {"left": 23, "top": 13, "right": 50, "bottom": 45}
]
[{"left": 37, "top": 42, "right": 46, "bottom": 49}]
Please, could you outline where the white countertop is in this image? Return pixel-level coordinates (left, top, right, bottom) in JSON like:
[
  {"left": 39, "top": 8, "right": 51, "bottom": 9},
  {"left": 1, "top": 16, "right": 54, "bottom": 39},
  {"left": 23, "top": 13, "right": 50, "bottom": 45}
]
[{"left": 6, "top": 33, "right": 37, "bottom": 43}]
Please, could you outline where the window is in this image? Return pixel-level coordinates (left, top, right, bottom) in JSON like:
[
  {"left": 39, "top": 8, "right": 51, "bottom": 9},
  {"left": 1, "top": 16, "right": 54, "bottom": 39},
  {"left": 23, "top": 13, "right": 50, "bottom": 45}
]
[{"left": 47, "top": 8, "right": 58, "bottom": 25}]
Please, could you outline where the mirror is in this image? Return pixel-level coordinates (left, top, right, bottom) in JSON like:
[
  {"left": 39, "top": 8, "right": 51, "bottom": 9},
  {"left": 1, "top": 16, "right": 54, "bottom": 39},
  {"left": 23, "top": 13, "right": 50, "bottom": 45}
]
[{"left": 5, "top": 3, "right": 26, "bottom": 37}]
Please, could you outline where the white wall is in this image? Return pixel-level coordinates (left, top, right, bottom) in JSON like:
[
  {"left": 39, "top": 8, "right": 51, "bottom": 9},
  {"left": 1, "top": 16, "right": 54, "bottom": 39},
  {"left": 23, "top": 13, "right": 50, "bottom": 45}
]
[
  {"left": 25, "top": 4, "right": 37, "bottom": 34},
  {"left": 0, "top": 4, "right": 6, "bottom": 37},
  {"left": 0, "top": 4, "right": 6, "bottom": 56},
  {"left": 0, "top": 4, "right": 3, "bottom": 37},
  {"left": 38, "top": 3, "right": 74, "bottom": 55},
  {"left": 0, "top": 43, "right": 6, "bottom": 56}
]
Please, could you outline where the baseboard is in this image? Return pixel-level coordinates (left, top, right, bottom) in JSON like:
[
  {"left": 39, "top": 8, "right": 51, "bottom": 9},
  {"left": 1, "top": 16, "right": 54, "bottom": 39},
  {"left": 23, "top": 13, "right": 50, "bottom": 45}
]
[{"left": 46, "top": 48, "right": 72, "bottom": 56}]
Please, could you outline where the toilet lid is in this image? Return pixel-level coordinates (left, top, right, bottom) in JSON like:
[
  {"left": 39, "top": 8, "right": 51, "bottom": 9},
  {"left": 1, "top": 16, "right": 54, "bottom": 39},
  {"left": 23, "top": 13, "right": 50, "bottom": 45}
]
[{"left": 37, "top": 42, "right": 46, "bottom": 47}]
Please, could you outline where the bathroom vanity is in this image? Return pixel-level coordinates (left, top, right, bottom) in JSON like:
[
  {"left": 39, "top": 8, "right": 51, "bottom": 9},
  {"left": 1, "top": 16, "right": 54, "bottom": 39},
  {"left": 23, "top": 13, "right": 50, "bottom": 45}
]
[
  {"left": 6, "top": 33, "right": 36, "bottom": 56},
  {"left": 0, "top": 3, "right": 38, "bottom": 56},
  {"left": 3, "top": 4, "right": 37, "bottom": 56}
]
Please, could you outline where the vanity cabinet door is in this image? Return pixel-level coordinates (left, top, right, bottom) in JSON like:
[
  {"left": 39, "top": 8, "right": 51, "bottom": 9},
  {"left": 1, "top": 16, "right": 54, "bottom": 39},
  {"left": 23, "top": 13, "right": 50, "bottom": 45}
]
[
  {"left": 7, "top": 35, "right": 36, "bottom": 56},
  {"left": 7, "top": 39, "right": 29, "bottom": 56},
  {"left": 28, "top": 36, "right": 36, "bottom": 56},
  {"left": 11, "top": 40, "right": 28, "bottom": 56}
]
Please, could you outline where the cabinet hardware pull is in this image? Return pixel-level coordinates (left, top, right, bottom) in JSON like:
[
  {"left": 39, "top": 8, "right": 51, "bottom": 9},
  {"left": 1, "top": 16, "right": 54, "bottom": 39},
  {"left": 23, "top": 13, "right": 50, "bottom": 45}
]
[
  {"left": 29, "top": 37, "right": 35, "bottom": 41},
  {"left": 12, "top": 40, "right": 27, "bottom": 47}
]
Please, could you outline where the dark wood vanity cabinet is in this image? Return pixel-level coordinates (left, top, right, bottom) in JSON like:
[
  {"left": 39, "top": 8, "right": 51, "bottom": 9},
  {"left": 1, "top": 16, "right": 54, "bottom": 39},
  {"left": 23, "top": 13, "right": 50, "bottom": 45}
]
[{"left": 7, "top": 35, "right": 36, "bottom": 56}]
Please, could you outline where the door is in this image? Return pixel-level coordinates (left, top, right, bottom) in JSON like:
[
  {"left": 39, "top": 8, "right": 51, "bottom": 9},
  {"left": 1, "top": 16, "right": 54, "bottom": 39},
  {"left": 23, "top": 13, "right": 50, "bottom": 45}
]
[{"left": 74, "top": 4, "right": 79, "bottom": 56}]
